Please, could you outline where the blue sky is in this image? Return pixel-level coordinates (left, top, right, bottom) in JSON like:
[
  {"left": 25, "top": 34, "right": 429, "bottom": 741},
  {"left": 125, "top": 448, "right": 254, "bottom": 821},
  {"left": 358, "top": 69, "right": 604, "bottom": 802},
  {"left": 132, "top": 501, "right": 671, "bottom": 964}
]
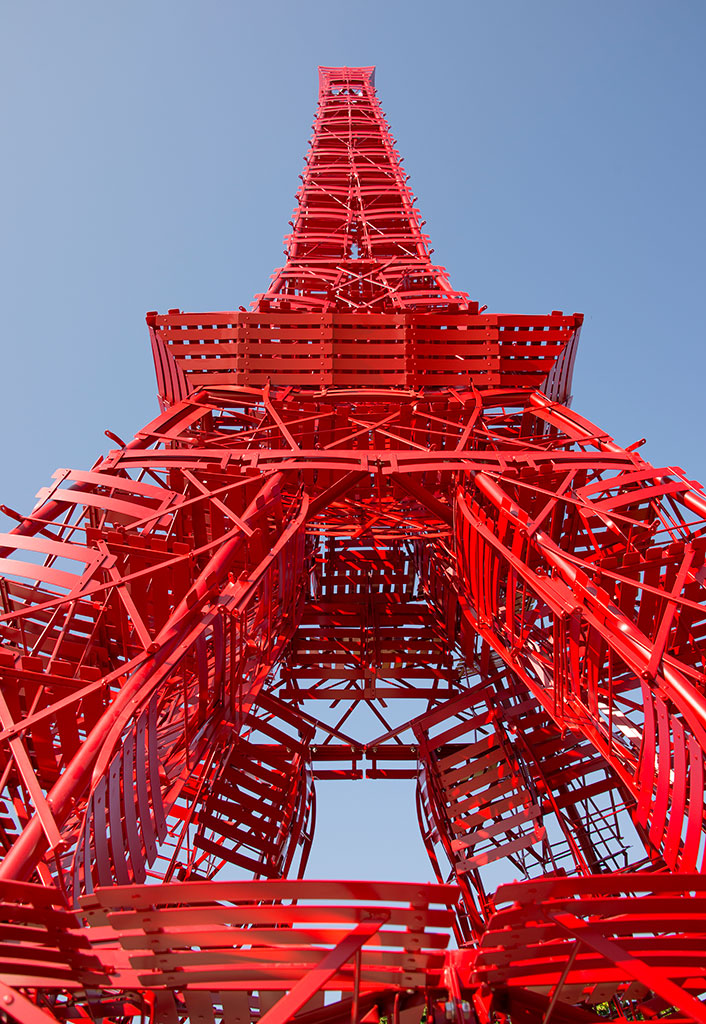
[{"left": 1, "top": 1, "right": 704, "bottom": 882}]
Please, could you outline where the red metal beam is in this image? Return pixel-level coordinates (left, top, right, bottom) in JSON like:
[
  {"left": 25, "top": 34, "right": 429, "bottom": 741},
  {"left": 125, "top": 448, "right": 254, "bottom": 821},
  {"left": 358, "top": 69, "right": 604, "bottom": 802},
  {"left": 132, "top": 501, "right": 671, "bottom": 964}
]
[
  {"left": 0, "top": 65, "right": 704, "bottom": 1024},
  {"left": 257, "top": 919, "right": 386, "bottom": 1024}
]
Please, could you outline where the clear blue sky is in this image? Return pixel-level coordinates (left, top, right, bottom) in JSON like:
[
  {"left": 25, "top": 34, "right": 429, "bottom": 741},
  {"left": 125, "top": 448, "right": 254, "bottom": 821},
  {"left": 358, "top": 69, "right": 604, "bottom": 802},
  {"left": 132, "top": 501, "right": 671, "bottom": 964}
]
[{"left": 1, "top": 1, "right": 704, "bottom": 883}]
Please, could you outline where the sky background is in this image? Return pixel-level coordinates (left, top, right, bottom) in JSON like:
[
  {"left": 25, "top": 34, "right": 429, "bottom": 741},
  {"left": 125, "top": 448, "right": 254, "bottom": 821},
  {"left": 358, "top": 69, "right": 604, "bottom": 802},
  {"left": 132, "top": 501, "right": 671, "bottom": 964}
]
[{"left": 1, "top": 0, "right": 705, "bottom": 884}]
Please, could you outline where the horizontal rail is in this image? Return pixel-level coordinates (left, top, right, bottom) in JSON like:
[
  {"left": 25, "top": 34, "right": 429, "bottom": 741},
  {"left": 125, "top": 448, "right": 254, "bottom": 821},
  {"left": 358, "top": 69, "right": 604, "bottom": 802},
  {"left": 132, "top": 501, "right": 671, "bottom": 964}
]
[{"left": 148, "top": 310, "right": 583, "bottom": 401}]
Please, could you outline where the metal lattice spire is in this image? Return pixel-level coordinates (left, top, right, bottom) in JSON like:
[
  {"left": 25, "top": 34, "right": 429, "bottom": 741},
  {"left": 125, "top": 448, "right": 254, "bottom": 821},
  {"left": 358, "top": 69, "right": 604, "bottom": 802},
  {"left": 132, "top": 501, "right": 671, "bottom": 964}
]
[{"left": 258, "top": 66, "right": 468, "bottom": 311}]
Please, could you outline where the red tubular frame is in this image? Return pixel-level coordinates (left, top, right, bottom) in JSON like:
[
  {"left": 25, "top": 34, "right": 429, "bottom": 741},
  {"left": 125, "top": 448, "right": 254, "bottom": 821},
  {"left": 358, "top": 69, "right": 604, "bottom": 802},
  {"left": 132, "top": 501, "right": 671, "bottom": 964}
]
[{"left": 0, "top": 65, "right": 704, "bottom": 1023}]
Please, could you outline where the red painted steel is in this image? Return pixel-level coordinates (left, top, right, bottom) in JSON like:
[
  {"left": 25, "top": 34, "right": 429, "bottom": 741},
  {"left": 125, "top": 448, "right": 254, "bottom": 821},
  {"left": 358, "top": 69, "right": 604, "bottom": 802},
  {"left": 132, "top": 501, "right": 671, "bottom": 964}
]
[{"left": 0, "top": 64, "right": 705, "bottom": 1023}]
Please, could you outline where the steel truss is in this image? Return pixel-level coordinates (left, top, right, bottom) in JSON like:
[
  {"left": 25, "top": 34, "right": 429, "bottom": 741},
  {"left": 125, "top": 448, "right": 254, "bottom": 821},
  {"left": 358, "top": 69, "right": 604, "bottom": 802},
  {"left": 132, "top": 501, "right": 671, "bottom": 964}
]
[{"left": 0, "top": 66, "right": 705, "bottom": 1024}]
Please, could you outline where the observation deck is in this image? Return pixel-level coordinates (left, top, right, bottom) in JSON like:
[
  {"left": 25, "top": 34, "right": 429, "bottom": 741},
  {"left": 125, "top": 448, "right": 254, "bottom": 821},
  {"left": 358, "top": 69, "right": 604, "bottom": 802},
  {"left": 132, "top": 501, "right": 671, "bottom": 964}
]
[{"left": 148, "top": 307, "right": 582, "bottom": 404}]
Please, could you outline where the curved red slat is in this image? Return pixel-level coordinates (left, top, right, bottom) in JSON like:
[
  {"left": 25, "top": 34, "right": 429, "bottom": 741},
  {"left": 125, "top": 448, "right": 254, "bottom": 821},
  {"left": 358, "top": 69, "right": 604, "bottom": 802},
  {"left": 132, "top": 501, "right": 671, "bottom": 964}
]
[{"left": 0, "top": 66, "right": 704, "bottom": 1024}]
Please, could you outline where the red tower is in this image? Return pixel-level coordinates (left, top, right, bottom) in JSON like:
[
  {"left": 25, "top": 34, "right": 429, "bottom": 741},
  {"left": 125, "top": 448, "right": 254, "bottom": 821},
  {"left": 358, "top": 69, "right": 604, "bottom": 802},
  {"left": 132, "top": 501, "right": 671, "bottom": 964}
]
[{"left": 0, "top": 66, "right": 705, "bottom": 1024}]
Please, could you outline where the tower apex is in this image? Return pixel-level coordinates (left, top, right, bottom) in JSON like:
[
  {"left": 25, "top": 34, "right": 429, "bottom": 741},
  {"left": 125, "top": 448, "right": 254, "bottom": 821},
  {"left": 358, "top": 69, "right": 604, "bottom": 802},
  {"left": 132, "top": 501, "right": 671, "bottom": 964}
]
[{"left": 318, "top": 65, "right": 376, "bottom": 90}]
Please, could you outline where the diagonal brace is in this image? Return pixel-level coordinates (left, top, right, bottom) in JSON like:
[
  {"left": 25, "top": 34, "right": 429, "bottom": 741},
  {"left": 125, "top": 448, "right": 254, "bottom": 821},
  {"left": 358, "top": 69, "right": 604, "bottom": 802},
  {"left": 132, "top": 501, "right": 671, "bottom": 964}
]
[
  {"left": 548, "top": 910, "right": 706, "bottom": 1024},
  {"left": 258, "top": 917, "right": 387, "bottom": 1024}
]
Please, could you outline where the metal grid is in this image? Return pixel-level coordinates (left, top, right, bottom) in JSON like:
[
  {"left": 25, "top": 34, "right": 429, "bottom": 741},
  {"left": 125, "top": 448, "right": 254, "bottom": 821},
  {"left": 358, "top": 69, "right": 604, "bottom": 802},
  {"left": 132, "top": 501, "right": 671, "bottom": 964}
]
[{"left": 0, "top": 66, "right": 704, "bottom": 1024}]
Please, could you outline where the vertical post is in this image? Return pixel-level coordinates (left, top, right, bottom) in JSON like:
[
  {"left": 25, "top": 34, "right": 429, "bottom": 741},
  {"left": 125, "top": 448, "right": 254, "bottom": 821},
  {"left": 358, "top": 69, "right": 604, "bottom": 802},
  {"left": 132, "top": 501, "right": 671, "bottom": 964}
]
[
  {"left": 351, "top": 948, "right": 362, "bottom": 1024},
  {"left": 541, "top": 940, "right": 580, "bottom": 1024},
  {"left": 608, "top": 649, "right": 613, "bottom": 758}
]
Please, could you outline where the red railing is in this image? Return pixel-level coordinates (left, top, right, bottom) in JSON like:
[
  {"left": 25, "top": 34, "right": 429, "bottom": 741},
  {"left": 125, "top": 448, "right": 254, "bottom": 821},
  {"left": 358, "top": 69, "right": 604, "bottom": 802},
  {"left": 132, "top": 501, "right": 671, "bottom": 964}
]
[{"left": 148, "top": 309, "right": 582, "bottom": 401}]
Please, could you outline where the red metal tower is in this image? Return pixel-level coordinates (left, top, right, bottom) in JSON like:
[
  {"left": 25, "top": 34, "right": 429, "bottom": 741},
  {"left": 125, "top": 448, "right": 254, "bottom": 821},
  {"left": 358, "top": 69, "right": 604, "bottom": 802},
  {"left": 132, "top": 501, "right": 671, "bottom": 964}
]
[{"left": 0, "top": 65, "right": 705, "bottom": 1024}]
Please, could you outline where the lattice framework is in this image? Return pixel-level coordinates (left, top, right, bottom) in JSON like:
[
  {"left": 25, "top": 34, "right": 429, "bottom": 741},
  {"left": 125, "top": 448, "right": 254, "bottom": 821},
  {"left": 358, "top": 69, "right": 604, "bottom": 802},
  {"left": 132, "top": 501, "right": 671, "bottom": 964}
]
[{"left": 0, "top": 65, "right": 705, "bottom": 1024}]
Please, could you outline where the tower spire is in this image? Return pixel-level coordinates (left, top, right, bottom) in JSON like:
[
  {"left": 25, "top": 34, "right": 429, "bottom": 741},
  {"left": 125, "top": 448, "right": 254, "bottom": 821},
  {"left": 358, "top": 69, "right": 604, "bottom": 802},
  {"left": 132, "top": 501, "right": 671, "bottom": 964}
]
[{"left": 256, "top": 65, "right": 469, "bottom": 312}]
